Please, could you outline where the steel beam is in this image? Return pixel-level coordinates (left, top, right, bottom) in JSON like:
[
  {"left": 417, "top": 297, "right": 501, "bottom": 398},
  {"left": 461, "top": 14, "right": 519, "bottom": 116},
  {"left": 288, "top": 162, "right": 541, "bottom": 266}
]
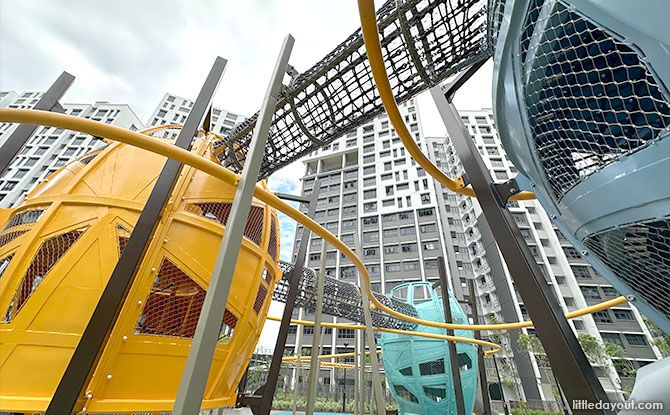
[
  {"left": 173, "top": 36, "right": 294, "bottom": 415},
  {"left": 0, "top": 71, "right": 74, "bottom": 175},
  {"left": 305, "top": 242, "right": 327, "bottom": 415},
  {"left": 437, "top": 256, "right": 466, "bottom": 415},
  {"left": 354, "top": 235, "right": 386, "bottom": 415},
  {"left": 431, "top": 84, "right": 611, "bottom": 412},
  {"left": 46, "top": 58, "right": 226, "bottom": 415},
  {"left": 468, "top": 279, "right": 491, "bottom": 415},
  {"left": 246, "top": 179, "right": 322, "bottom": 415}
]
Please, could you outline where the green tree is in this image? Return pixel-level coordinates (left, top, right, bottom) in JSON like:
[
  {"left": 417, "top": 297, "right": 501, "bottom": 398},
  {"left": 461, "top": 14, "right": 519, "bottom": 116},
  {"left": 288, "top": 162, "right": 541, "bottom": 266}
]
[{"left": 643, "top": 317, "right": 670, "bottom": 357}]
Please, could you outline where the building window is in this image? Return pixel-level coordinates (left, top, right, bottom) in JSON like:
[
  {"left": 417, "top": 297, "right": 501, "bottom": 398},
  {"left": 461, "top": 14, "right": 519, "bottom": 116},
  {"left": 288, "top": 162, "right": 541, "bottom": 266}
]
[
  {"left": 417, "top": 208, "right": 434, "bottom": 217},
  {"left": 303, "top": 326, "right": 314, "bottom": 335},
  {"left": 384, "top": 244, "right": 399, "bottom": 254},
  {"left": 571, "top": 265, "right": 591, "bottom": 279},
  {"left": 338, "top": 328, "right": 355, "bottom": 339},
  {"left": 362, "top": 231, "right": 379, "bottom": 243},
  {"left": 385, "top": 262, "right": 401, "bottom": 272},
  {"left": 420, "top": 193, "right": 431, "bottom": 205},
  {"left": 363, "top": 189, "right": 377, "bottom": 200},
  {"left": 362, "top": 216, "right": 378, "bottom": 226},
  {"left": 592, "top": 310, "right": 612, "bottom": 323},
  {"left": 403, "top": 261, "right": 419, "bottom": 271},
  {"left": 601, "top": 333, "right": 623, "bottom": 346},
  {"left": 581, "top": 286, "right": 601, "bottom": 299},
  {"left": 613, "top": 309, "right": 634, "bottom": 320},
  {"left": 401, "top": 243, "right": 418, "bottom": 253},
  {"left": 624, "top": 334, "right": 647, "bottom": 346},
  {"left": 363, "top": 202, "right": 377, "bottom": 212},
  {"left": 563, "top": 247, "right": 582, "bottom": 260}
]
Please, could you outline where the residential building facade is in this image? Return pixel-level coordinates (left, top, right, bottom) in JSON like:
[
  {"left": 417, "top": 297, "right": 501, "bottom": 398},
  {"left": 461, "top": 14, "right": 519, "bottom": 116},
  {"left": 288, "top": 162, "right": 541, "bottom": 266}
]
[
  {"left": 145, "top": 93, "right": 244, "bottom": 138},
  {"left": 426, "top": 109, "right": 662, "bottom": 403},
  {"left": 285, "top": 98, "right": 461, "bottom": 388},
  {"left": 0, "top": 91, "right": 142, "bottom": 208}
]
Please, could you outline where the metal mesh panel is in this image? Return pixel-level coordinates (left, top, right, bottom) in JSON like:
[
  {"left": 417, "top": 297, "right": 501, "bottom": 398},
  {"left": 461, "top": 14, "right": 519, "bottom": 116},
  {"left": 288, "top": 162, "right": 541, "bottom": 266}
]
[
  {"left": 4, "top": 227, "right": 87, "bottom": 322},
  {"left": 243, "top": 206, "right": 265, "bottom": 246},
  {"left": 185, "top": 202, "right": 265, "bottom": 246},
  {"left": 419, "top": 358, "right": 445, "bottom": 375},
  {"left": 520, "top": 0, "right": 670, "bottom": 199},
  {"left": 423, "top": 385, "right": 447, "bottom": 402},
  {"left": 0, "top": 253, "right": 14, "bottom": 279},
  {"left": 0, "top": 229, "right": 29, "bottom": 249},
  {"left": 116, "top": 224, "right": 130, "bottom": 257},
  {"left": 253, "top": 283, "right": 269, "bottom": 314},
  {"left": 78, "top": 143, "right": 109, "bottom": 165},
  {"left": 219, "top": 0, "right": 489, "bottom": 177},
  {"left": 267, "top": 215, "right": 278, "bottom": 261},
  {"left": 185, "top": 202, "right": 232, "bottom": 224},
  {"left": 487, "top": 0, "right": 506, "bottom": 50},
  {"left": 395, "top": 384, "right": 419, "bottom": 403},
  {"left": 3, "top": 208, "right": 45, "bottom": 230},
  {"left": 136, "top": 257, "right": 238, "bottom": 343},
  {"left": 273, "top": 261, "right": 418, "bottom": 330},
  {"left": 0, "top": 208, "right": 46, "bottom": 249},
  {"left": 584, "top": 217, "right": 670, "bottom": 322},
  {"left": 399, "top": 366, "right": 413, "bottom": 376}
]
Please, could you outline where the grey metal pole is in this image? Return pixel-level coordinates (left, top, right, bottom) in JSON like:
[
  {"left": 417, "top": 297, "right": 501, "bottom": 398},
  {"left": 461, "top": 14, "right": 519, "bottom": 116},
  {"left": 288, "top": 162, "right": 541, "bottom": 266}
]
[
  {"left": 468, "top": 279, "right": 492, "bottom": 415},
  {"left": 353, "top": 331, "right": 360, "bottom": 415},
  {"left": 173, "top": 35, "right": 294, "bottom": 415},
  {"left": 305, "top": 242, "right": 328, "bottom": 415},
  {"left": 430, "top": 84, "right": 611, "bottom": 412},
  {"left": 491, "top": 353, "right": 509, "bottom": 415},
  {"left": 0, "top": 71, "right": 74, "bottom": 176},
  {"left": 47, "top": 58, "right": 226, "bottom": 415},
  {"left": 437, "top": 257, "right": 466, "bottom": 415},
  {"left": 354, "top": 235, "right": 386, "bottom": 415}
]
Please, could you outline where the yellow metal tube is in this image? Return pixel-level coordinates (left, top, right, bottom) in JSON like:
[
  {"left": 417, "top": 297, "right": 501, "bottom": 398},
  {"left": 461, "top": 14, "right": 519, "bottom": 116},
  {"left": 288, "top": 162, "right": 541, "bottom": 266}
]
[
  {"left": 0, "top": 109, "right": 626, "bottom": 335},
  {"left": 356, "top": 0, "right": 536, "bottom": 202}
]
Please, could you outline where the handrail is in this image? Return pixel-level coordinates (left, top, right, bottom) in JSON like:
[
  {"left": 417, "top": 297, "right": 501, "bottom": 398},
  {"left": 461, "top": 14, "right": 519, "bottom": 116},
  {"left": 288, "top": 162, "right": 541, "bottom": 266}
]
[
  {"left": 266, "top": 315, "right": 502, "bottom": 355},
  {"left": 0, "top": 109, "right": 627, "bottom": 336},
  {"left": 357, "top": 0, "right": 536, "bottom": 201}
]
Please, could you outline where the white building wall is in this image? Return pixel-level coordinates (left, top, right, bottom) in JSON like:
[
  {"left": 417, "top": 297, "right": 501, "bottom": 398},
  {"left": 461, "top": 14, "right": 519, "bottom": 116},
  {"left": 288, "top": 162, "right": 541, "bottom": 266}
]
[{"left": 0, "top": 91, "right": 142, "bottom": 208}]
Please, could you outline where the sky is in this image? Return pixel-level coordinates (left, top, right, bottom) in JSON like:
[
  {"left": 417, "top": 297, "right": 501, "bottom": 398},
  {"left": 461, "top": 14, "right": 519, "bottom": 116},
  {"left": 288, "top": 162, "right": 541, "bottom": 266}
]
[{"left": 0, "top": 0, "right": 493, "bottom": 350}]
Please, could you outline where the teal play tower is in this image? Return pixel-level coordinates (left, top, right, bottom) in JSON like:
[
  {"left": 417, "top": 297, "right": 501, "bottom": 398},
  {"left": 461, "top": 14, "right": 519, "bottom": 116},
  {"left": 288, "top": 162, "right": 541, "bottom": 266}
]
[{"left": 380, "top": 282, "right": 478, "bottom": 415}]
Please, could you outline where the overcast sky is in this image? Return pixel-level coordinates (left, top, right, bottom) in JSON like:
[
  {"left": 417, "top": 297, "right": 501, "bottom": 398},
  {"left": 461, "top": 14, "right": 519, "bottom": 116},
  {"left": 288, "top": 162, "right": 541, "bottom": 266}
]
[{"left": 0, "top": 0, "right": 493, "bottom": 350}]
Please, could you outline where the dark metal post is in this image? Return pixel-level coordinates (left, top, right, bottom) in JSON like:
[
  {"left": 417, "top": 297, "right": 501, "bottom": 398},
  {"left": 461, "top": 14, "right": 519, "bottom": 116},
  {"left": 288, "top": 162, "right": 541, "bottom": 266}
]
[
  {"left": 245, "top": 180, "right": 322, "bottom": 415},
  {"left": 491, "top": 353, "right": 509, "bottom": 415},
  {"left": 0, "top": 71, "right": 74, "bottom": 175},
  {"left": 46, "top": 58, "right": 227, "bottom": 415},
  {"left": 437, "top": 256, "right": 466, "bottom": 415},
  {"left": 431, "top": 84, "right": 611, "bottom": 412},
  {"left": 468, "top": 279, "right": 492, "bottom": 415},
  {"left": 342, "top": 345, "right": 348, "bottom": 414}
]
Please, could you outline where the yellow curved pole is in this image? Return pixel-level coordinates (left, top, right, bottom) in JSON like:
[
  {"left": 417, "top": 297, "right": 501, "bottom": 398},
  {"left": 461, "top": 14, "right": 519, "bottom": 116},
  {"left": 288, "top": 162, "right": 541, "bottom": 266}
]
[
  {"left": 267, "top": 315, "right": 501, "bottom": 355},
  {"left": 357, "top": 0, "right": 536, "bottom": 201},
  {"left": 0, "top": 109, "right": 626, "bottom": 334}
]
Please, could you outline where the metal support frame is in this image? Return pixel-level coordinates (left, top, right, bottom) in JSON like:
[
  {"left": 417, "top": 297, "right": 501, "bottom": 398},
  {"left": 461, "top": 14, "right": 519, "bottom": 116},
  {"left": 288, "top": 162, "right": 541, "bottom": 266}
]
[
  {"left": 468, "top": 279, "right": 491, "bottom": 415},
  {"left": 240, "top": 179, "right": 322, "bottom": 415},
  {"left": 437, "top": 256, "right": 466, "bottom": 415},
  {"left": 490, "top": 353, "right": 509, "bottom": 415},
  {"left": 173, "top": 36, "right": 294, "bottom": 415},
  {"left": 45, "top": 58, "right": 226, "bottom": 415},
  {"left": 0, "top": 71, "right": 75, "bottom": 175},
  {"left": 305, "top": 242, "right": 327, "bottom": 415},
  {"left": 354, "top": 235, "right": 386, "bottom": 415},
  {"left": 431, "top": 81, "right": 611, "bottom": 411}
]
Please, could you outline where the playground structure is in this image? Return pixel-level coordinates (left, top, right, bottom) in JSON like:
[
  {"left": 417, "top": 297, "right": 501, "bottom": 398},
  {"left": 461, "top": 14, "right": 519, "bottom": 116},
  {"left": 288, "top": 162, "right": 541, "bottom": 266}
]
[{"left": 0, "top": 0, "right": 667, "bottom": 414}]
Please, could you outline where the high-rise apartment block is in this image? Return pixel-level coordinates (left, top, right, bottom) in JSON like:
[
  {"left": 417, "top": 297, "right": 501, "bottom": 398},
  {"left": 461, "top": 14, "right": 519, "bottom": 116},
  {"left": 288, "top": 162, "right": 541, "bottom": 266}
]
[
  {"left": 285, "top": 99, "right": 460, "bottom": 387},
  {"left": 0, "top": 91, "right": 142, "bottom": 208},
  {"left": 145, "top": 93, "right": 244, "bottom": 138},
  {"left": 426, "top": 109, "right": 662, "bottom": 403}
]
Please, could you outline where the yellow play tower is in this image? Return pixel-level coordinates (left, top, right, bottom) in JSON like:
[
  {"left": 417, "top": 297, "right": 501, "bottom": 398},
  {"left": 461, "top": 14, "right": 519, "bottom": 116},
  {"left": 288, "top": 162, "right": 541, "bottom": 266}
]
[{"left": 0, "top": 131, "right": 280, "bottom": 413}]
